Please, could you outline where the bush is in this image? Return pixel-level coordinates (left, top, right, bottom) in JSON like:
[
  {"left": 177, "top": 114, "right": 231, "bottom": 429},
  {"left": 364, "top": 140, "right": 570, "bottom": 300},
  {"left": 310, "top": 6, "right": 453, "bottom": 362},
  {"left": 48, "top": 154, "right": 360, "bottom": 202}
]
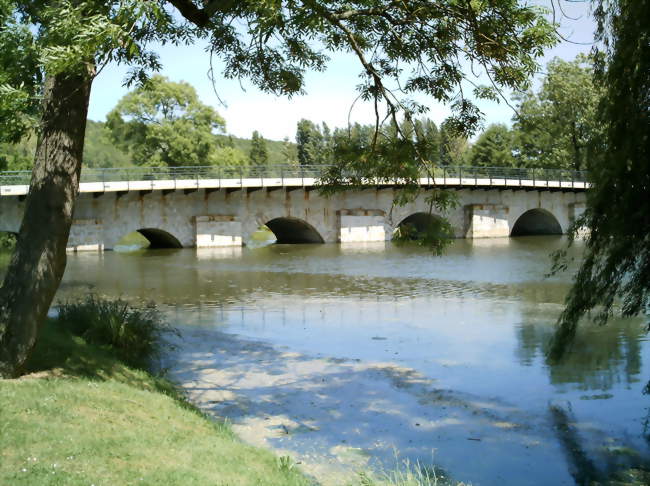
[
  {"left": 55, "top": 295, "right": 178, "bottom": 369},
  {"left": 0, "top": 232, "right": 16, "bottom": 251}
]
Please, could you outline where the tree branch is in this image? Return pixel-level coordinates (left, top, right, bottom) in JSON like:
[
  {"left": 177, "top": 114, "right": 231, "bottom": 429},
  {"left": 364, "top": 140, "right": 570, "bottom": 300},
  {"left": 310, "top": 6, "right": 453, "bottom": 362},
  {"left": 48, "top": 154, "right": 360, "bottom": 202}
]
[{"left": 166, "top": 0, "right": 238, "bottom": 27}]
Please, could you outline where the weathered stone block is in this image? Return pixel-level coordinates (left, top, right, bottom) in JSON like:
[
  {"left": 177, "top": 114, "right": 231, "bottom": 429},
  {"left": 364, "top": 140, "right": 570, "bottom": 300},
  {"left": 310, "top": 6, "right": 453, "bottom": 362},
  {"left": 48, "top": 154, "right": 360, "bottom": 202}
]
[
  {"left": 195, "top": 215, "right": 242, "bottom": 247},
  {"left": 67, "top": 219, "right": 104, "bottom": 252},
  {"left": 338, "top": 209, "right": 386, "bottom": 242},
  {"left": 464, "top": 204, "right": 510, "bottom": 238}
]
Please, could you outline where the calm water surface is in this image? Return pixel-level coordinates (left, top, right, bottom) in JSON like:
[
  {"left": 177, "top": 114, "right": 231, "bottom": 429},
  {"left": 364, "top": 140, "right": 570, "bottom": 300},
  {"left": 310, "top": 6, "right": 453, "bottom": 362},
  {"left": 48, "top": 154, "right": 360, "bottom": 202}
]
[{"left": 37, "top": 237, "right": 650, "bottom": 483}]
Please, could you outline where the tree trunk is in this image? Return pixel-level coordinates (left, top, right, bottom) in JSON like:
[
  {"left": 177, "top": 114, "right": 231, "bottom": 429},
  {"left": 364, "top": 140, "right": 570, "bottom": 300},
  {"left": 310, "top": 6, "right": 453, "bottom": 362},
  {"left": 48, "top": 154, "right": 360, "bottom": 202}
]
[{"left": 0, "top": 71, "right": 92, "bottom": 378}]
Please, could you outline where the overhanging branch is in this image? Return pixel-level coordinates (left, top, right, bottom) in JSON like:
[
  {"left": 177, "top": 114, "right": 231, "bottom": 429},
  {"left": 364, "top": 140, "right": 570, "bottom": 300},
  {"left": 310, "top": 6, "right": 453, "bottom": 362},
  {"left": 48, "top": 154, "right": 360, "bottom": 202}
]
[{"left": 166, "top": 0, "right": 238, "bottom": 27}]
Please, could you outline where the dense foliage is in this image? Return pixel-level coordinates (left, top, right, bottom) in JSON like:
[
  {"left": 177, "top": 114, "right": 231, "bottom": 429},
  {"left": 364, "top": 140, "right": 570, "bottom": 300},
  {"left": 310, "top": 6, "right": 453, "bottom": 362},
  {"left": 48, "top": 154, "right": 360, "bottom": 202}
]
[
  {"left": 469, "top": 124, "right": 515, "bottom": 168},
  {"left": 460, "top": 55, "right": 604, "bottom": 171},
  {"left": 512, "top": 55, "right": 603, "bottom": 171},
  {"left": 0, "top": 0, "right": 41, "bottom": 143},
  {"left": 248, "top": 130, "right": 268, "bottom": 168},
  {"left": 549, "top": 0, "right": 650, "bottom": 359},
  {"left": 293, "top": 117, "right": 469, "bottom": 169},
  {"left": 106, "top": 75, "right": 226, "bottom": 167}
]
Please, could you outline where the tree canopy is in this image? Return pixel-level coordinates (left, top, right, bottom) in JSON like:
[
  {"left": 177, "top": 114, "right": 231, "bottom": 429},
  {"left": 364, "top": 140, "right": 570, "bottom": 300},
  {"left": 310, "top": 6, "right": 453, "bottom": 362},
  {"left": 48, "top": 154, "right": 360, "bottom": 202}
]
[
  {"left": 512, "top": 55, "right": 603, "bottom": 171},
  {"left": 248, "top": 130, "right": 268, "bottom": 169},
  {"left": 549, "top": 0, "right": 650, "bottom": 360},
  {"left": 469, "top": 123, "right": 515, "bottom": 168},
  {"left": 106, "top": 75, "right": 226, "bottom": 167}
]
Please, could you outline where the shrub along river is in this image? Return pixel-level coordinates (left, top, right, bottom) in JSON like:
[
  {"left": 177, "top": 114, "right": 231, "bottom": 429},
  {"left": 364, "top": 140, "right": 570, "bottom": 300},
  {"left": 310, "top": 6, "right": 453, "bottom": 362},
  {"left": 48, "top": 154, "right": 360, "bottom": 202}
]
[{"left": 6, "top": 236, "right": 650, "bottom": 484}]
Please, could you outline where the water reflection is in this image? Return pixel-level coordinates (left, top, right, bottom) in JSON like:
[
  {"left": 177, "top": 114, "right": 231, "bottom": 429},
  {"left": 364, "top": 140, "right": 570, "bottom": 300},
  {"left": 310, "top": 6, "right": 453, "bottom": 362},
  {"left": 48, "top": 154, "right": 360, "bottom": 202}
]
[{"left": 516, "top": 314, "right": 645, "bottom": 391}]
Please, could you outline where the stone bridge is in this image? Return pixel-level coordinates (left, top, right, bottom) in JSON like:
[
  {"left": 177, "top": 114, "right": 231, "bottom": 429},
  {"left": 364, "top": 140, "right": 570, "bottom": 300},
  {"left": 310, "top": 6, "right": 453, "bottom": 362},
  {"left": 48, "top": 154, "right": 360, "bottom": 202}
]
[{"left": 0, "top": 165, "right": 588, "bottom": 251}]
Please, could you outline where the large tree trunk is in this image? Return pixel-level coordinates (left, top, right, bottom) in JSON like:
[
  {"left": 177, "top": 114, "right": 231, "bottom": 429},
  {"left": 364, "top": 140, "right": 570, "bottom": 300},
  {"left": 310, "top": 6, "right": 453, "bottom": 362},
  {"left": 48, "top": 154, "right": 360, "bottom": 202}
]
[{"left": 0, "top": 71, "right": 92, "bottom": 378}]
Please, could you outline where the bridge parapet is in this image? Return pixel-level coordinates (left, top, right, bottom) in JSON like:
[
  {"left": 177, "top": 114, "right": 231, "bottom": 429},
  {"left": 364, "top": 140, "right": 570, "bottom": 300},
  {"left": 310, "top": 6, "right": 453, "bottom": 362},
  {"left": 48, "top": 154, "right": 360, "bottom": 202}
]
[{"left": 0, "top": 165, "right": 589, "bottom": 196}]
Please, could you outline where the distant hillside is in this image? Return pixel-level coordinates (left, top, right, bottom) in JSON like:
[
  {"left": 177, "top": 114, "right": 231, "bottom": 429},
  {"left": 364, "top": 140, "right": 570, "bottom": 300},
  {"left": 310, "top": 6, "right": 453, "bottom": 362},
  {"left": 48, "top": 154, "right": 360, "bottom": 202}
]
[
  {"left": 84, "top": 120, "right": 132, "bottom": 168},
  {"left": 216, "top": 134, "right": 295, "bottom": 166}
]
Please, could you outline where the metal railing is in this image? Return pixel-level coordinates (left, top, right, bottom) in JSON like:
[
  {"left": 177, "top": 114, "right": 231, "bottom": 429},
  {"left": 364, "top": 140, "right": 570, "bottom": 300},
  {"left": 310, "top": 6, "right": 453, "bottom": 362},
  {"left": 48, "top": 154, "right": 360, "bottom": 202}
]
[{"left": 0, "top": 164, "right": 589, "bottom": 188}]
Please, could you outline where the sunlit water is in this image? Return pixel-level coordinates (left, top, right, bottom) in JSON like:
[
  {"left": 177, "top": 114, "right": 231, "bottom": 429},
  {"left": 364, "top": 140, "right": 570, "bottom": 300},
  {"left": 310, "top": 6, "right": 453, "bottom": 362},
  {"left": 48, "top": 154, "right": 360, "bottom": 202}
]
[{"left": 5, "top": 236, "right": 650, "bottom": 484}]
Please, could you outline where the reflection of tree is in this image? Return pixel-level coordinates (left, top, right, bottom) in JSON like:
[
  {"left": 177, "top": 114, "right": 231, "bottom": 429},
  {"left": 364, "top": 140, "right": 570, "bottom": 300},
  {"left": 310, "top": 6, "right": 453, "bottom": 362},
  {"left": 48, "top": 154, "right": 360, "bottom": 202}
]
[
  {"left": 516, "top": 311, "right": 645, "bottom": 391},
  {"left": 550, "top": 404, "right": 650, "bottom": 485}
]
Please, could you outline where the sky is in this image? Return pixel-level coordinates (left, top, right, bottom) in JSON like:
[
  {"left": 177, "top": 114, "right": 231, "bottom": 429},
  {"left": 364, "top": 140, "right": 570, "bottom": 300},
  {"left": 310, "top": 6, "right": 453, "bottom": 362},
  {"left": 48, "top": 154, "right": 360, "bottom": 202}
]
[{"left": 87, "top": 2, "right": 596, "bottom": 142}]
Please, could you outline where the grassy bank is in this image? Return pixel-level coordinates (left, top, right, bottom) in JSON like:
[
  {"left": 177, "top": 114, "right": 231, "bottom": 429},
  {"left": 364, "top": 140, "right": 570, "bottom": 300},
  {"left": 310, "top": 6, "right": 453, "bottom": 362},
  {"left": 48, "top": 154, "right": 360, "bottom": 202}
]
[{"left": 0, "top": 299, "right": 310, "bottom": 486}]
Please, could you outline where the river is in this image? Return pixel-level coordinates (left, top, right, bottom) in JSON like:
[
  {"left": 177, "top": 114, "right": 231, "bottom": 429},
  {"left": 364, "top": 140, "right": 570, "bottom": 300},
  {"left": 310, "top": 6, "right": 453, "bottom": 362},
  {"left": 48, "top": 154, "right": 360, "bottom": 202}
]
[{"left": 14, "top": 236, "right": 650, "bottom": 484}]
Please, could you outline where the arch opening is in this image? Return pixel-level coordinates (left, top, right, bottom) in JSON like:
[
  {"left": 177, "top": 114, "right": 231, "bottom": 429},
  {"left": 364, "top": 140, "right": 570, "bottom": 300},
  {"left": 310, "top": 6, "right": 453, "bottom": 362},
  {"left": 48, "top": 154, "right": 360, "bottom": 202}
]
[
  {"left": 138, "top": 228, "right": 183, "bottom": 249},
  {"left": 394, "top": 212, "right": 451, "bottom": 241},
  {"left": 265, "top": 217, "right": 324, "bottom": 244},
  {"left": 115, "top": 228, "right": 183, "bottom": 250},
  {"left": 511, "top": 209, "right": 562, "bottom": 237}
]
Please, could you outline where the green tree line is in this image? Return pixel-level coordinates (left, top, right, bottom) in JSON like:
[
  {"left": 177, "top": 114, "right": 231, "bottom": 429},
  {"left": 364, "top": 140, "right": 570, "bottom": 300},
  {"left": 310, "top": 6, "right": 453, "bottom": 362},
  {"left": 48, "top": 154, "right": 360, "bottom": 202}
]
[
  {"left": 0, "top": 75, "right": 293, "bottom": 171},
  {"left": 292, "top": 54, "right": 603, "bottom": 172},
  {"left": 1, "top": 54, "right": 601, "bottom": 174}
]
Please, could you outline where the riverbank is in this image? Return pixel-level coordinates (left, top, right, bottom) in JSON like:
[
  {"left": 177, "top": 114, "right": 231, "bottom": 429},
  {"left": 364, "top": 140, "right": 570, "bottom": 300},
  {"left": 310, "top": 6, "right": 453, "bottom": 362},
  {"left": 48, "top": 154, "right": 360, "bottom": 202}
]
[{"left": 0, "top": 320, "right": 311, "bottom": 485}]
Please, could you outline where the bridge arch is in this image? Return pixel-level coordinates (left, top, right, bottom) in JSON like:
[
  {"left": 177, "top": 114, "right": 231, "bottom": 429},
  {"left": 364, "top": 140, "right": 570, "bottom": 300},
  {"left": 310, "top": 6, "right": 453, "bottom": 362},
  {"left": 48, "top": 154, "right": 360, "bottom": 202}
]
[
  {"left": 264, "top": 217, "right": 324, "bottom": 244},
  {"left": 137, "top": 228, "right": 183, "bottom": 248},
  {"left": 115, "top": 228, "right": 183, "bottom": 249},
  {"left": 394, "top": 212, "right": 448, "bottom": 240},
  {"left": 511, "top": 208, "right": 562, "bottom": 237}
]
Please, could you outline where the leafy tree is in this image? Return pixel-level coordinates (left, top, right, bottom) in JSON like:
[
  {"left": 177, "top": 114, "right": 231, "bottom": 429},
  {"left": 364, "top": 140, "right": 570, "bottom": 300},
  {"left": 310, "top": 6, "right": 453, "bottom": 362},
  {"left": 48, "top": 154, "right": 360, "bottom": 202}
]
[
  {"left": 413, "top": 119, "right": 441, "bottom": 166},
  {"left": 0, "top": 0, "right": 192, "bottom": 377},
  {"left": 215, "top": 134, "right": 291, "bottom": 165},
  {"left": 296, "top": 119, "right": 327, "bottom": 166},
  {"left": 469, "top": 124, "right": 515, "bottom": 168},
  {"left": 0, "top": 136, "right": 35, "bottom": 171},
  {"left": 1, "top": 121, "right": 132, "bottom": 170},
  {"left": 83, "top": 121, "right": 131, "bottom": 168},
  {"left": 331, "top": 123, "right": 375, "bottom": 163},
  {"left": 0, "top": 0, "right": 557, "bottom": 377},
  {"left": 213, "top": 146, "right": 247, "bottom": 169},
  {"left": 439, "top": 119, "right": 470, "bottom": 166},
  {"left": 0, "top": 1, "right": 41, "bottom": 143},
  {"left": 549, "top": 0, "right": 650, "bottom": 360},
  {"left": 106, "top": 75, "right": 225, "bottom": 167},
  {"left": 281, "top": 136, "right": 298, "bottom": 165},
  {"left": 248, "top": 130, "right": 268, "bottom": 168},
  {"left": 512, "top": 55, "right": 603, "bottom": 170}
]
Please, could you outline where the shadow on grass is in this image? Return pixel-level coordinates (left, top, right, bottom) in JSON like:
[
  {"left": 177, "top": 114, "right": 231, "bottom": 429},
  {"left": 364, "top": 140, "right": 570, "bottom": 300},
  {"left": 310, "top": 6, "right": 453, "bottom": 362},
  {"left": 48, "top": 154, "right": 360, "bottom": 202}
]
[{"left": 24, "top": 320, "right": 209, "bottom": 420}]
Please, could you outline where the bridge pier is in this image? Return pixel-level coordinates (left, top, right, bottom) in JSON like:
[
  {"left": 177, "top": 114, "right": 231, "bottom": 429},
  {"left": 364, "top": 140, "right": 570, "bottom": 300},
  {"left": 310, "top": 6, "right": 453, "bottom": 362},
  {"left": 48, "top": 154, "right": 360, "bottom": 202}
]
[
  {"left": 194, "top": 215, "right": 242, "bottom": 247},
  {"left": 67, "top": 219, "right": 104, "bottom": 252},
  {"left": 463, "top": 204, "right": 510, "bottom": 238},
  {"left": 337, "top": 209, "right": 388, "bottom": 243}
]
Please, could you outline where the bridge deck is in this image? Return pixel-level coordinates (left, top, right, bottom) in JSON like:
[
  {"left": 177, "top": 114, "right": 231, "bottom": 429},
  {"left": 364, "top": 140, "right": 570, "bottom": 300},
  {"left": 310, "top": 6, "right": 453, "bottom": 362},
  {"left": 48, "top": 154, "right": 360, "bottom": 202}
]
[{"left": 0, "top": 165, "right": 589, "bottom": 196}]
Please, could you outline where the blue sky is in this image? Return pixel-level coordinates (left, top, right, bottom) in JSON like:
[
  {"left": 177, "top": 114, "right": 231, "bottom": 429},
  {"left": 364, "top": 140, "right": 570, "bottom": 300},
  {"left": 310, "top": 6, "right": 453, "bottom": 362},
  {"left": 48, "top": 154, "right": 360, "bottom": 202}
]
[{"left": 88, "top": 2, "right": 595, "bottom": 141}]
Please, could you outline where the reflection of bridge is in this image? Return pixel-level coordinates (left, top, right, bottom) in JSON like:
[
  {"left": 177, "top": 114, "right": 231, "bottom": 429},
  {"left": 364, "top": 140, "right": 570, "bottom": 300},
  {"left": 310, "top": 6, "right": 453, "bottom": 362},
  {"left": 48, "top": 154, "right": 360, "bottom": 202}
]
[{"left": 0, "top": 165, "right": 588, "bottom": 250}]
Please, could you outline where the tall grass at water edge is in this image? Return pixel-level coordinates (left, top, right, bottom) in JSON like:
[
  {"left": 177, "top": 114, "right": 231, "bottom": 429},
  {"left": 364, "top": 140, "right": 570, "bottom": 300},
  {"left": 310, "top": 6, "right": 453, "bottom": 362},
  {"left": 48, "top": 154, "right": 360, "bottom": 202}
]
[
  {"left": 353, "top": 457, "right": 467, "bottom": 486},
  {"left": 55, "top": 294, "right": 178, "bottom": 369}
]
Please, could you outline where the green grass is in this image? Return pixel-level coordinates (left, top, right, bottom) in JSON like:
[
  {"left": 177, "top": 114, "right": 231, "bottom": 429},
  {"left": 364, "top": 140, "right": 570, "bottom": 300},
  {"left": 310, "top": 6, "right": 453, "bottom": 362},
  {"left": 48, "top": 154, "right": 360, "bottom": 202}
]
[{"left": 0, "top": 318, "right": 311, "bottom": 486}]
